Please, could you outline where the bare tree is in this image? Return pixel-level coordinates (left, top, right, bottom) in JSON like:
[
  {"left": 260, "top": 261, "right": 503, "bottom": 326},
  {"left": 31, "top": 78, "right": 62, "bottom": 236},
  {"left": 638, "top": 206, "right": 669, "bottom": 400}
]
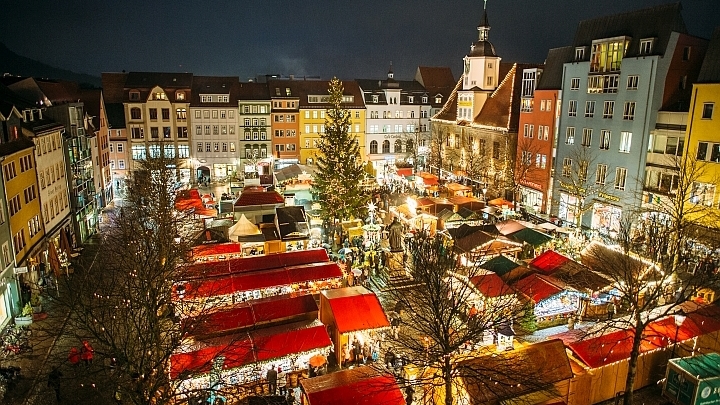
[
  {"left": 377, "top": 232, "right": 556, "bottom": 405},
  {"left": 554, "top": 145, "right": 609, "bottom": 230},
  {"left": 428, "top": 125, "right": 454, "bottom": 176},
  {"left": 506, "top": 136, "right": 546, "bottom": 211},
  {"left": 580, "top": 215, "right": 720, "bottom": 405}
]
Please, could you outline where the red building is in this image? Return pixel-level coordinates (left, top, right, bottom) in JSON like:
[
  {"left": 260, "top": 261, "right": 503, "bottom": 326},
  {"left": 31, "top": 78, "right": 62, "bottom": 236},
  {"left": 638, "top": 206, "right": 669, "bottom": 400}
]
[{"left": 515, "top": 47, "right": 573, "bottom": 213}]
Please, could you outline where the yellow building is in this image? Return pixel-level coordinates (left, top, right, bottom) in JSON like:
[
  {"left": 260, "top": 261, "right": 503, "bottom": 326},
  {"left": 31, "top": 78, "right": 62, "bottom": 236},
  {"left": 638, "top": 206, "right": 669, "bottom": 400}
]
[
  {"left": 1, "top": 138, "right": 44, "bottom": 269},
  {"left": 683, "top": 28, "right": 720, "bottom": 228},
  {"left": 297, "top": 80, "right": 366, "bottom": 165}
]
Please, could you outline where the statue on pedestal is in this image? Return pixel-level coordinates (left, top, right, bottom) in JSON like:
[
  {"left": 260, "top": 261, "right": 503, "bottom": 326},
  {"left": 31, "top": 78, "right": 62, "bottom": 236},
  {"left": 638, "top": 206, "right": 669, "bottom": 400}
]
[{"left": 388, "top": 218, "right": 404, "bottom": 253}]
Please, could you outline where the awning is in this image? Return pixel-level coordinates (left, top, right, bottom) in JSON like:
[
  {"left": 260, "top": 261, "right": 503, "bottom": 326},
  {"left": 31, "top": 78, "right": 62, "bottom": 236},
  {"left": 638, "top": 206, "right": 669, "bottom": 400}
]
[
  {"left": 191, "top": 243, "right": 242, "bottom": 259},
  {"left": 301, "top": 367, "right": 404, "bottom": 405},
  {"left": 322, "top": 286, "right": 390, "bottom": 334},
  {"left": 512, "top": 273, "right": 568, "bottom": 303},
  {"left": 182, "top": 293, "right": 318, "bottom": 336},
  {"left": 170, "top": 320, "right": 331, "bottom": 379},
  {"left": 510, "top": 227, "right": 553, "bottom": 246}
]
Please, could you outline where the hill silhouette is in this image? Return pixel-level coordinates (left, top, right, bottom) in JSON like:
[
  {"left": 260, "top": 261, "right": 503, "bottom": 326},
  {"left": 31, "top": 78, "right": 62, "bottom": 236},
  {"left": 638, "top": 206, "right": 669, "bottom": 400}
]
[{"left": 0, "top": 42, "right": 101, "bottom": 88}]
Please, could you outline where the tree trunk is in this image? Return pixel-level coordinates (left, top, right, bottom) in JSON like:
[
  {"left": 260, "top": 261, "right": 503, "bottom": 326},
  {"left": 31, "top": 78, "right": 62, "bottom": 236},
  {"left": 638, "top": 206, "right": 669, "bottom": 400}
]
[
  {"left": 444, "top": 356, "right": 453, "bottom": 405},
  {"left": 622, "top": 324, "right": 644, "bottom": 405}
]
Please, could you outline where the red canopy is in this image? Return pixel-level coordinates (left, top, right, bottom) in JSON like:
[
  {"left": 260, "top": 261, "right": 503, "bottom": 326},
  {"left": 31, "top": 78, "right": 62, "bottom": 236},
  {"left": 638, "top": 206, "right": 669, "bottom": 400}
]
[
  {"left": 529, "top": 250, "right": 572, "bottom": 275},
  {"left": 181, "top": 249, "right": 330, "bottom": 281},
  {"left": 182, "top": 293, "right": 318, "bottom": 336},
  {"left": 176, "top": 262, "right": 342, "bottom": 300},
  {"left": 513, "top": 273, "right": 566, "bottom": 303},
  {"left": 302, "top": 367, "right": 404, "bottom": 405},
  {"left": 323, "top": 287, "right": 390, "bottom": 334},
  {"left": 192, "top": 243, "right": 242, "bottom": 259},
  {"left": 170, "top": 321, "right": 331, "bottom": 379},
  {"left": 469, "top": 273, "right": 514, "bottom": 298}
]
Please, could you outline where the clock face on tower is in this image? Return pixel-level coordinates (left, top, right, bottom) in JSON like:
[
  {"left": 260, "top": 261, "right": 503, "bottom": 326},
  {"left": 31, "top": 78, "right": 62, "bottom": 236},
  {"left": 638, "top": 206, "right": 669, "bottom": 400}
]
[{"left": 464, "top": 58, "right": 470, "bottom": 75}]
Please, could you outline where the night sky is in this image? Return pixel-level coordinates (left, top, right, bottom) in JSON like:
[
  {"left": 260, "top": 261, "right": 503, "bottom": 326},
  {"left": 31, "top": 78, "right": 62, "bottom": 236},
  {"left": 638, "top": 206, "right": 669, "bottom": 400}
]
[{"left": 1, "top": 0, "right": 718, "bottom": 82}]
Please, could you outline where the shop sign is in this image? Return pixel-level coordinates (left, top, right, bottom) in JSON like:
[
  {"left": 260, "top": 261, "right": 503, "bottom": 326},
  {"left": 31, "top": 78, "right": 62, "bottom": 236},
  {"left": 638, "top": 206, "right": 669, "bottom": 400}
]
[
  {"left": 383, "top": 134, "right": 402, "bottom": 139},
  {"left": 14, "top": 266, "right": 28, "bottom": 274},
  {"left": 559, "top": 181, "right": 585, "bottom": 195},
  {"left": 598, "top": 192, "right": 620, "bottom": 202}
]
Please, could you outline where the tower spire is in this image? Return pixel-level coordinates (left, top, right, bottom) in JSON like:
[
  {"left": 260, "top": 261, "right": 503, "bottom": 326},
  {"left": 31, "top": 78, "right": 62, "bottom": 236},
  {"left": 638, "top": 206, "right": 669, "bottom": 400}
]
[{"left": 478, "top": 0, "right": 490, "bottom": 41}]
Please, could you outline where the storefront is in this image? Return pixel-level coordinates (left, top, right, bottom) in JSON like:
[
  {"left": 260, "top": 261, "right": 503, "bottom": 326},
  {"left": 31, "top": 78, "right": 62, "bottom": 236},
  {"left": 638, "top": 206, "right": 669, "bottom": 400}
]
[
  {"left": 213, "top": 163, "right": 234, "bottom": 179},
  {"left": 519, "top": 185, "right": 544, "bottom": 211},
  {"left": 319, "top": 286, "right": 391, "bottom": 367},
  {"left": 558, "top": 192, "right": 579, "bottom": 226},
  {"left": 591, "top": 202, "right": 622, "bottom": 236}
]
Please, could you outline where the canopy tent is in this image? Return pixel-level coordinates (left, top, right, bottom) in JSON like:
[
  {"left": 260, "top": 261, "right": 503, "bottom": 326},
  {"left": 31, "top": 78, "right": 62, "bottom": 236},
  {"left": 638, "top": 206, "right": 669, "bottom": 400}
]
[
  {"left": 180, "top": 248, "right": 330, "bottom": 280},
  {"left": 479, "top": 255, "right": 521, "bottom": 277},
  {"left": 510, "top": 227, "right": 553, "bottom": 247},
  {"left": 488, "top": 198, "right": 514, "bottom": 208},
  {"left": 536, "top": 222, "right": 562, "bottom": 232},
  {"left": 416, "top": 172, "right": 439, "bottom": 186},
  {"left": 321, "top": 286, "right": 390, "bottom": 334},
  {"left": 176, "top": 262, "right": 342, "bottom": 300},
  {"left": 229, "top": 214, "right": 261, "bottom": 239},
  {"left": 182, "top": 293, "right": 318, "bottom": 336},
  {"left": 191, "top": 243, "right": 242, "bottom": 260},
  {"left": 301, "top": 367, "right": 404, "bottom": 405},
  {"left": 170, "top": 319, "right": 331, "bottom": 379}
]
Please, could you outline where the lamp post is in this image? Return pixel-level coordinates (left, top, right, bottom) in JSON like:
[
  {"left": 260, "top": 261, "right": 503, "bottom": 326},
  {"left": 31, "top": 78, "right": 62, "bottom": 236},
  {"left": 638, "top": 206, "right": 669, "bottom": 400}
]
[
  {"left": 482, "top": 185, "right": 488, "bottom": 203},
  {"left": 670, "top": 309, "right": 686, "bottom": 359}
]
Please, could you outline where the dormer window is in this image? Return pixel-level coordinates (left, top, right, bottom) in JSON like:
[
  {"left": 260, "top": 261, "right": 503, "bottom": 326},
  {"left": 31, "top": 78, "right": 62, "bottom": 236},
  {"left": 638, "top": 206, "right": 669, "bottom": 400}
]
[
  {"left": 129, "top": 91, "right": 140, "bottom": 101},
  {"left": 575, "top": 47, "right": 585, "bottom": 61},
  {"left": 639, "top": 39, "right": 654, "bottom": 55},
  {"left": 275, "top": 88, "right": 281, "bottom": 96},
  {"left": 176, "top": 92, "right": 185, "bottom": 101},
  {"left": 200, "top": 95, "right": 212, "bottom": 103},
  {"left": 435, "top": 96, "right": 442, "bottom": 104},
  {"left": 422, "top": 96, "right": 428, "bottom": 104},
  {"left": 372, "top": 95, "right": 379, "bottom": 103},
  {"left": 408, "top": 96, "right": 414, "bottom": 104},
  {"left": 153, "top": 92, "right": 167, "bottom": 100},
  {"left": 285, "top": 88, "right": 291, "bottom": 96}
]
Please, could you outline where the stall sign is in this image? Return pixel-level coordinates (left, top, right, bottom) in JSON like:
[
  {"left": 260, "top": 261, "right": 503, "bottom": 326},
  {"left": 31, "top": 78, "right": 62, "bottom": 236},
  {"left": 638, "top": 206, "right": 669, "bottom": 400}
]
[{"left": 14, "top": 266, "right": 28, "bottom": 274}]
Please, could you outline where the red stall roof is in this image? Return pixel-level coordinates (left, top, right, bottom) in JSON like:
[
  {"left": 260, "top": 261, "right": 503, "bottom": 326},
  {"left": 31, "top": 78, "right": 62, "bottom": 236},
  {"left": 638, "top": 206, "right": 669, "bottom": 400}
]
[
  {"left": 301, "top": 367, "right": 405, "bottom": 405},
  {"left": 322, "top": 287, "right": 390, "bottom": 334},
  {"left": 181, "top": 249, "right": 330, "bottom": 280},
  {"left": 567, "top": 308, "right": 720, "bottom": 369},
  {"left": 469, "top": 273, "right": 514, "bottom": 298},
  {"left": 183, "top": 293, "right": 318, "bottom": 336},
  {"left": 192, "top": 243, "right": 242, "bottom": 259},
  {"left": 529, "top": 250, "right": 572, "bottom": 275},
  {"left": 177, "top": 262, "right": 342, "bottom": 300},
  {"left": 170, "top": 320, "right": 331, "bottom": 379},
  {"left": 513, "top": 273, "right": 569, "bottom": 303}
]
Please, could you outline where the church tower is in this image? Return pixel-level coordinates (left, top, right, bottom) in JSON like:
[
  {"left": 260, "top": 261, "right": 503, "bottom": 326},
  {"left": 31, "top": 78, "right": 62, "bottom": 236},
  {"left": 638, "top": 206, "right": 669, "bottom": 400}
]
[{"left": 458, "top": 1, "right": 501, "bottom": 121}]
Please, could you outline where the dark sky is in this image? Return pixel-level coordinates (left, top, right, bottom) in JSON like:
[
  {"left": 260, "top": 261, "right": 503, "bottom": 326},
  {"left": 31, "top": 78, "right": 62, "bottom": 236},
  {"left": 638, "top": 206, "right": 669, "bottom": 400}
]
[{"left": 1, "top": 0, "right": 718, "bottom": 82}]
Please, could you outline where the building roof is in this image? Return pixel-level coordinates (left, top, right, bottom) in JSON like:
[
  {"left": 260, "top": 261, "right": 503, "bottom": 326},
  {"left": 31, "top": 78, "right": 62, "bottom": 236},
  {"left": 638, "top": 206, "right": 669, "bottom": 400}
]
[
  {"left": 101, "top": 72, "right": 128, "bottom": 103},
  {"left": 279, "top": 79, "right": 366, "bottom": 109},
  {"left": 469, "top": 272, "right": 514, "bottom": 298},
  {"left": 415, "top": 66, "right": 455, "bottom": 91},
  {"left": 459, "top": 339, "right": 573, "bottom": 404},
  {"left": 322, "top": 286, "right": 390, "bottom": 334},
  {"left": 190, "top": 75, "right": 239, "bottom": 107},
  {"left": 698, "top": 26, "right": 720, "bottom": 83},
  {"left": 301, "top": 367, "right": 404, "bottom": 405},
  {"left": 124, "top": 72, "right": 193, "bottom": 89},
  {"left": 234, "top": 190, "right": 284, "bottom": 207},
  {"left": 431, "top": 77, "right": 462, "bottom": 121},
  {"left": 536, "top": 46, "right": 574, "bottom": 90},
  {"left": 528, "top": 250, "right": 572, "bottom": 274},
  {"left": 479, "top": 255, "right": 521, "bottom": 277},
  {"left": 476, "top": 63, "right": 542, "bottom": 131},
  {"left": 670, "top": 353, "right": 720, "bottom": 381},
  {"left": 105, "top": 103, "right": 126, "bottom": 129},
  {"left": 76, "top": 88, "right": 103, "bottom": 130},
  {"left": 0, "top": 136, "right": 35, "bottom": 158},
  {"left": 35, "top": 79, "right": 79, "bottom": 104},
  {"left": 572, "top": 2, "right": 686, "bottom": 59},
  {"left": 513, "top": 273, "right": 572, "bottom": 303},
  {"left": 236, "top": 81, "right": 271, "bottom": 101}
]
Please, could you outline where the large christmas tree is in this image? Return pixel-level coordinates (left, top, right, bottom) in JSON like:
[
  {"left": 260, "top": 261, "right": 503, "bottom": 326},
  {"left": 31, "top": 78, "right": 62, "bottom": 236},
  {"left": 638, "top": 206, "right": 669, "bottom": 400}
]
[{"left": 313, "top": 78, "right": 369, "bottom": 236}]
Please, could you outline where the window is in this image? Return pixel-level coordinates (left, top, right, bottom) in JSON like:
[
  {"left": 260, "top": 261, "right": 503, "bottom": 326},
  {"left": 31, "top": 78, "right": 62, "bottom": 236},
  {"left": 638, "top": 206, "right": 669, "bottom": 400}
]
[
  {"left": 118, "top": 160, "right": 126, "bottom": 169},
  {"left": 565, "top": 127, "right": 575, "bottom": 145},
  {"left": 562, "top": 157, "right": 572, "bottom": 177},
  {"left": 627, "top": 75, "right": 639, "bottom": 90},
  {"left": 382, "top": 140, "right": 390, "bottom": 154},
  {"left": 568, "top": 100, "right": 577, "bottom": 117},
  {"left": 201, "top": 95, "right": 212, "bottom": 103},
  {"left": 696, "top": 142, "right": 709, "bottom": 161},
  {"left": 683, "top": 46, "right": 691, "bottom": 61},
  {"left": 177, "top": 127, "right": 188, "bottom": 138},
  {"left": 23, "top": 185, "right": 37, "bottom": 204},
  {"left": 581, "top": 128, "right": 592, "bottom": 147},
  {"left": 702, "top": 103, "right": 714, "bottom": 119},
  {"left": 176, "top": 108, "right": 187, "bottom": 120},
  {"left": 394, "top": 139, "right": 402, "bottom": 153},
  {"left": 623, "top": 102, "right": 636, "bottom": 120},
  {"left": 570, "top": 78, "right": 580, "bottom": 90},
  {"left": 129, "top": 91, "right": 140, "bottom": 101},
  {"left": 590, "top": 37, "right": 629, "bottom": 72},
  {"left": 575, "top": 47, "right": 585, "bottom": 61},
  {"left": 131, "top": 145, "right": 146, "bottom": 160},
  {"left": 177, "top": 145, "right": 189, "bottom": 158},
  {"left": 492, "top": 142, "right": 500, "bottom": 159},
  {"left": 600, "top": 130, "right": 611, "bottom": 150},
  {"left": 206, "top": 143, "right": 211, "bottom": 152},
  {"left": 149, "top": 108, "right": 158, "bottom": 120},
  {"left": 275, "top": 144, "right": 285, "bottom": 153},
  {"left": 230, "top": 143, "right": 236, "bottom": 152},
  {"left": 619, "top": 131, "right": 632, "bottom": 153},
  {"left": 691, "top": 182, "right": 715, "bottom": 206},
  {"left": 161, "top": 108, "right": 170, "bottom": 120},
  {"left": 370, "top": 141, "right": 378, "bottom": 154},
  {"left": 213, "top": 142, "right": 219, "bottom": 152},
  {"left": 603, "top": 101, "right": 614, "bottom": 119},
  {"left": 212, "top": 125, "right": 219, "bottom": 135},
  {"left": 131, "top": 128, "right": 143, "bottom": 139},
  {"left": 538, "top": 125, "right": 544, "bottom": 140},
  {"left": 639, "top": 39, "right": 653, "bottom": 55},
  {"left": 163, "top": 127, "right": 171, "bottom": 138},
  {"left": 212, "top": 110, "right": 218, "bottom": 119},
  {"left": 130, "top": 108, "right": 141, "bottom": 120},
  {"left": 596, "top": 164, "right": 608, "bottom": 185},
  {"left": 585, "top": 101, "right": 595, "bottom": 118},
  {"left": 222, "top": 143, "right": 228, "bottom": 152},
  {"left": 13, "top": 230, "right": 25, "bottom": 254},
  {"left": 711, "top": 143, "right": 720, "bottom": 163},
  {"left": 150, "top": 127, "right": 159, "bottom": 138},
  {"left": 615, "top": 167, "right": 627, "bottom": 190},
  {"left": 221, "top": 125, "right": 227, "bottom": 135}
]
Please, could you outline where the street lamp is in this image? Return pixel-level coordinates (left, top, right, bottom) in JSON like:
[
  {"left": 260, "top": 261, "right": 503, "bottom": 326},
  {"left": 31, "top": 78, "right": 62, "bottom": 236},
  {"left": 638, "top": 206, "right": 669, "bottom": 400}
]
[
  {"left": 670, "top": 309, "right": 686, "bottom": 359},
  {"left": 482, "top": 185, "right": 488, "bottom": 202}
]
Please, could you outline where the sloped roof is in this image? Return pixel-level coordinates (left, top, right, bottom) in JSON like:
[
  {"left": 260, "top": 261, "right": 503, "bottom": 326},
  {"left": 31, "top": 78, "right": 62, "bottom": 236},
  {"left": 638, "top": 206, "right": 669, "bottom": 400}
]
[
  {"left": 236, "top": 81, "right": 271, "bottom": 100},
  {"left": 35, "top": 79, "right": 79, "bottom": 104},
  {"left": 322, "top": 286, "right": 390, "bottom": 333},
  {"left": 510, "top": 227, "right": 553, "bottom": 247},
  {"left": 479, "top": 255, "right": 521, "bottom": 277},
  {"left": 529, "top": 250, "right": 571, "bottom": 274},
  {"left": 431, "top": 76, "right": 462, "bottom": 121},
  {"left": 124, "top": 72, "right": 193, "bottom": 88},
  {"left": 698, "top": 27, "right": 720, "bottom": 83},
  {"left": 469, "top": 272, "right": 514, "bottom": 298},
  {"left": 513, "top": 273, "right": 572, "bottom": 303},
  {"left": 301, "top": 366, "right": 404, "bottom": 405},
  {"left": 475, "top": 63, "right": 542, "bottom": 132},
  {"left": 572, "top": 2, "right": 686, "bottom": 58},
  {"left": 190, "top": 76, "right": 239, "bottom": 106},
  {"left": 415, "top": 66, "right": 456, "bottom": 90},
  {"left": 101, "top": 72, "right": 128, "bottom": 103},
  {"left": 234, "top": 191, "right": 284, "bottom": 207},
  {"left": 105, "top": 103, "right": 126, "bottom": 129},
  {"left": 536, "top": 46, "right": 574, "bottom": 90}
]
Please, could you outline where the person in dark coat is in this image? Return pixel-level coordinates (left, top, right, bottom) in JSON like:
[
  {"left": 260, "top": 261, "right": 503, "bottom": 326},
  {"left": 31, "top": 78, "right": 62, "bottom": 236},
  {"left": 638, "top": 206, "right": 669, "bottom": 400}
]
[
  {"left": 266, "top": 365, "right": 278, "bottom": 395},
  {"left": 48, "top": 367, "right": 62, "bottom": 401}
]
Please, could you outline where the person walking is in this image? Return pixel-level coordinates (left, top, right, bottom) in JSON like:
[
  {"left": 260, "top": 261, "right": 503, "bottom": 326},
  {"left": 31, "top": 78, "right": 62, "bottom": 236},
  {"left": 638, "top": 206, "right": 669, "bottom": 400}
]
[
  {"left": 266, "top": 365, "right": 278, "bottom": 395},
  {"left": 68, "top": 347, "right": 81, "bottom": 367},
  {"left": 80, "top": 340, "right": 94, "bottom": 367},
  {"left": 48, "top": 367, "right": 63, "bottom": 401}
]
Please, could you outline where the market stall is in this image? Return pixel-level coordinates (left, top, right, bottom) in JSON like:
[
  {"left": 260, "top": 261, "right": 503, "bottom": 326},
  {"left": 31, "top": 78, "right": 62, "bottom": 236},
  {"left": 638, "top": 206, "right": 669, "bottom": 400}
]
[
  {"left": 445, "top": 182, "right": 472, "bottom": 197},
  {"left": 319, "top": 286, "right": 391, "bottom": 367},
  {"left": 512, "top": 273, "right": 583, "bottom": 320},
  {"left": 171, "top": 319, "right": 332, "bottom": 394},
  {"left": 191, "top": 243, "right": 243, "bottom": 262},
  {"left": 300, "top": 366, "right": 404, "bottom": 405},
  {"left": 479, "top": 255, "right": 528, "bottom": 281}
]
